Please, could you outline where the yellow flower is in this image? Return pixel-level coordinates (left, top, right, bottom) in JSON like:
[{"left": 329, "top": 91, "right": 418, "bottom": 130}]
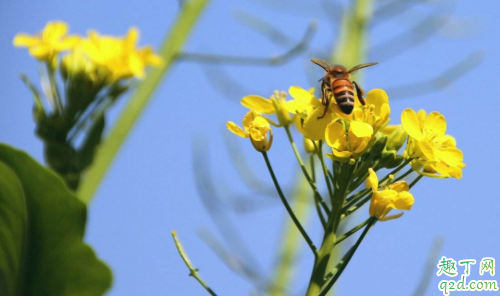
[
  {"left": 325, "top": 120, "right": 373, "bottom": 160},
  {"left": 81, "top": 27, "right": 162, "bottom": 81},
  {"left": 227, "top": 111, "right": 273, "bottom": 152},
  {"left": 401, "top": 109, "right": 465, "bottom": 179},
  {"left": 352, "top": 89, "right": 390, "bottom": 133},
  {"left": 13, "top": 21, "right": 80, "bottom": 63},
  {"left": 367, "top": 168, "right": 414, "bottom": 221},
  {"left": 286, "top": 86, "right": 335, "bottom": 140},
  {"left": 241, "top": 90, "right": 296, "bottom": 127}
]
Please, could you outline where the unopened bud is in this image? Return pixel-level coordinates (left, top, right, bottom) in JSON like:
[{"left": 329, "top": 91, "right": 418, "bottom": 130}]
[
  {"left": 370, "top": 133, "right": 388, "bottom": 156},
  {"left": 304, "top": 138, "right": 317, "bottom": 153},
  {"left": 386, "top": 126, "right": 408, "bottom": 152}
]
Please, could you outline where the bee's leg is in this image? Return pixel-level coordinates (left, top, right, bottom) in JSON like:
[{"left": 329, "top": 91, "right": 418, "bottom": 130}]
[
  {"left": 318, "top": 84, "right": 330, "bottom": 119},
  {"left": 318, "top": 97, "right": 330, "bottom": 119},
  {"left": 353, "top": 81, "right": 366, "bottom": 105}
]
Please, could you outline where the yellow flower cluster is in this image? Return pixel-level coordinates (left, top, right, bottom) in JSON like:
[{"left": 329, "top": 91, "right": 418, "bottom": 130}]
[
  {"left": 13, "top": 21, "right": 162, "bottom": 82},
  {"left": 227, "top": 81, "right": 465, "bottom": 222}
]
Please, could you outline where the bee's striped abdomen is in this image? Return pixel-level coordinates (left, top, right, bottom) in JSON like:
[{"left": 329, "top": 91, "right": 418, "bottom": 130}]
[{"left": 332, "top": 79, "right": 355, "bottom": 114}]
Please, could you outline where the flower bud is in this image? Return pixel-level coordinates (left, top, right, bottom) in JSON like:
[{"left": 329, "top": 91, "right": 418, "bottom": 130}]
[
  {"left": 381, "top": 151, "right": 404, "bottom": 168},
  {"left": 304, "top": 138, "right": 317, "bottom": 153},
  {"left": 370, "top": 133, "right": 387, "bottom": 156},
  {"left": 386, "top": 125, "right": 408, "bottom": 152}
]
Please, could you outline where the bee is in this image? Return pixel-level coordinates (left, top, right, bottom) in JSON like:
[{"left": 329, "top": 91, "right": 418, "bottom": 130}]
[{"left": 311, "top": 59, "right": 378, "bottom": 118}]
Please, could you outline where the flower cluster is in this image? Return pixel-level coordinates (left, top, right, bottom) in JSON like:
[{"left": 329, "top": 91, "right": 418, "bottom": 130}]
[
  {"left": 14, "top": 21, "right": 162, "bottom": 83},
  {"left": 227, "top": 76, "right": 465, "bottom": 294},
  {"left": 14, "top": 21, "right": 162, "bottom": 190}
]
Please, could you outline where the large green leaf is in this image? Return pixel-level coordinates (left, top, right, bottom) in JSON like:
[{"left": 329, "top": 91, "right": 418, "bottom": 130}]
[{"left": 0, "top": 143, "right": 112, "bottom": 296}]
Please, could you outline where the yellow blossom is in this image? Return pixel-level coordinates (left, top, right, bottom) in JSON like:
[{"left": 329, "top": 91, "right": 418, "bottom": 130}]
[
  {"left": 286, "top": 86, "right": 336, "bottom": 140},
  {"left": 241, "top": 90, "right": 296, "bottom": 127},
  {"left": 227, "top": 111, "right": 273, "bottom": 152},
  {"left": 325, "top": 120, "right": 373, "bottom": 160},
  {"left": 401, "top": 109, "right": 465, "bottom": 179},
  {"left": 367, "top": 168, "right": 414, "bottom": 221},
  {"left": 13, "top": 21, "right": 80, "bottom": 63},
  {"left": 81, "top": 27, "right": 162, "bottom": 81},
  {"left": 352, "top": 89, "right": 390, "bottom": 133}
]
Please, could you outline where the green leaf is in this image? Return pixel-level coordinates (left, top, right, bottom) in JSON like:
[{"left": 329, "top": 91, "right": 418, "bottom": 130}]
[{"left": 0, "top": 143, "right": 112, "bottom": 296}]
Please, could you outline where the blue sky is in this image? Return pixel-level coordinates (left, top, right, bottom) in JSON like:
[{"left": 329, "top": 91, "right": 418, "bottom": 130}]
[{"left": 1, "top": 0, "right": 499, "bottom": 295}]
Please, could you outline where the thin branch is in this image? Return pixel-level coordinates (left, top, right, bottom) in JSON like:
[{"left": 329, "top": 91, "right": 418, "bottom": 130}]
[
  {"left": 223, "top": 133, "right": 278, "bottom": 197},
  {"left": 385, "top": 51, "right": 484, "bottom": 99},
  {"left": 192, "top": 137, "right": 265, "bottom": 279},
  {"left": 197, "top": 229, "right": 268, "bottom": 288},
  {"left": 371, "top": 0, "right": 431, "bottom": 27},
  {"left": 178, "top": 22, "right": 316, "bottom": 66},
  {"left": 411, "top": 237, "right": 444, "bottom": 296},
  {"left": 233, "top": 10, "right": 293, "bottom": 46},
  {"left": 171, "top": 231, "right": 218, "bottom": 296},
  {"left": 369, "top": 14, "right": 449, "bottom": 63},
  {"left": 262, "top": 151, "right": 318, "bottom": 258}
]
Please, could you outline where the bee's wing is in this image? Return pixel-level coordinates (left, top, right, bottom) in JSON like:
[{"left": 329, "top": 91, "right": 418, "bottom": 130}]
[
  {"left": 348, "top": 62, "right": 378, "bottom": 73},
  {"left": 311, "top": 58, "right": 331, "bottom": 72}
]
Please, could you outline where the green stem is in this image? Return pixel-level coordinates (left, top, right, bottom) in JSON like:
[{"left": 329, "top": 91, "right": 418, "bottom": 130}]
[
  {"left": 409, "top": 175, "right": 423, "bottom": 188},
  {"left": 342, "top": 188, "right": 371, "bottom": 214},
  {"left": 393, "top": 168, "right": 414, "bottom": 183},
  {"left": 171, "top": 231, "right": 218, "bottom": 296},
  {"left": 45, "top": 63, "right": 63, "bottom": 112},
  {"left": 284, "top": 126, "right": 330, "bottom": 215},
  {"left": 262, "top": 152, "right": 318, "bottom": 257},
  {"left": 76, "top": 0, "right": 211, "bottom": 203},
  {"left": 318, "top": 217, "right": 376, "bottom": 296},
  {"left": 311, "top": 154, "right": 327, "bottom": 228},
  {"left": 305, "top": 162, "right": 355, "bottom": 296},
  {"left": 379, "top": 158, "right": 411, "bottom": 185},
  {"left": 314, "top": 140, "right": 335, "bottom": 203},
  {"left": 335, "top": 217, "right": 371, "bottom": 246}
]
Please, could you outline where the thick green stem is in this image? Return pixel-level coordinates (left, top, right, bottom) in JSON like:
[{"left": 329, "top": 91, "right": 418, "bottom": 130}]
[
  {"left": 262, "top": 152, "right": 318, "bottom": 257},
  {"left": 305, "top": 162, "right": 355, "bottom": 296},
  {"left": 77, "top": 0, "right": 211, "bottom": 203},
  {"left": 318, "top": 217, "right": 376, "bottom": 296}
]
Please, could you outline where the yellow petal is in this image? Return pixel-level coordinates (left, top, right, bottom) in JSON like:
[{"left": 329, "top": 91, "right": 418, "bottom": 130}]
[
  {"left": 125, "top": 27, "right": 140, "bottom": 48},
  {"left": 380, "top": 125, "right": 398, "bottom": 135},
  {"left": 401, "top": 109, "right": 423, "bottom": 140},
  {"left": 288, "top": 86, "right": 321, "bottom": 107},
  {"left": 241, "top": 95, "right": 275, "bottom": 114},
  {"left": 424, "top": 111, "right": 446, "bottom": 138},
  {"left": 303, "top": 108, "right": 333, "bottom": 141},
  {"left": 367, "top": 168, "right": 378, "bottom": 190},
  {"left": 227, "top": 121, "right": 248, "bottom": 138},
  {"left": 43, "top": 21, "right": 68, "bottom": 43},
  {"left": 379, "top": 212, "right": 404, "bottom": 221},
  {"left": 350, "top": 121, "right": 373, "bottom": 138},
  {"left": 392, "top": 191, "right": 414, "bottom": 210},
  {"left": 418, "top": 140, "right": 435, "bottom": 161},
  {"left": 28, "top": 46, "right": 51, "bottom": 59},
  {"left": 325, "top": 122, "right": 344, "bottom": 148},
  {"left": 332, "top": 150, "right": 352, "bottom": 158},
  {"left": 365, "top": 89, "right": 388, "bottom": 115},
  {"left": 388, "top": 181, "right": 409, "bottom": 192},
  {"left": 439, "top": 135, "right": 457, "bottom": 147},
  {"left": 54, "top": 35, "right": 80, "bottom": 50},
  {"left": 13, "top": 34, "right": 39, "bottom": 47},
  {"left": 434, "top": 147, "right": 464, "bottom": 167},
  {"left": 242, "top": 111, "right": 257, "bottom": 131}
]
